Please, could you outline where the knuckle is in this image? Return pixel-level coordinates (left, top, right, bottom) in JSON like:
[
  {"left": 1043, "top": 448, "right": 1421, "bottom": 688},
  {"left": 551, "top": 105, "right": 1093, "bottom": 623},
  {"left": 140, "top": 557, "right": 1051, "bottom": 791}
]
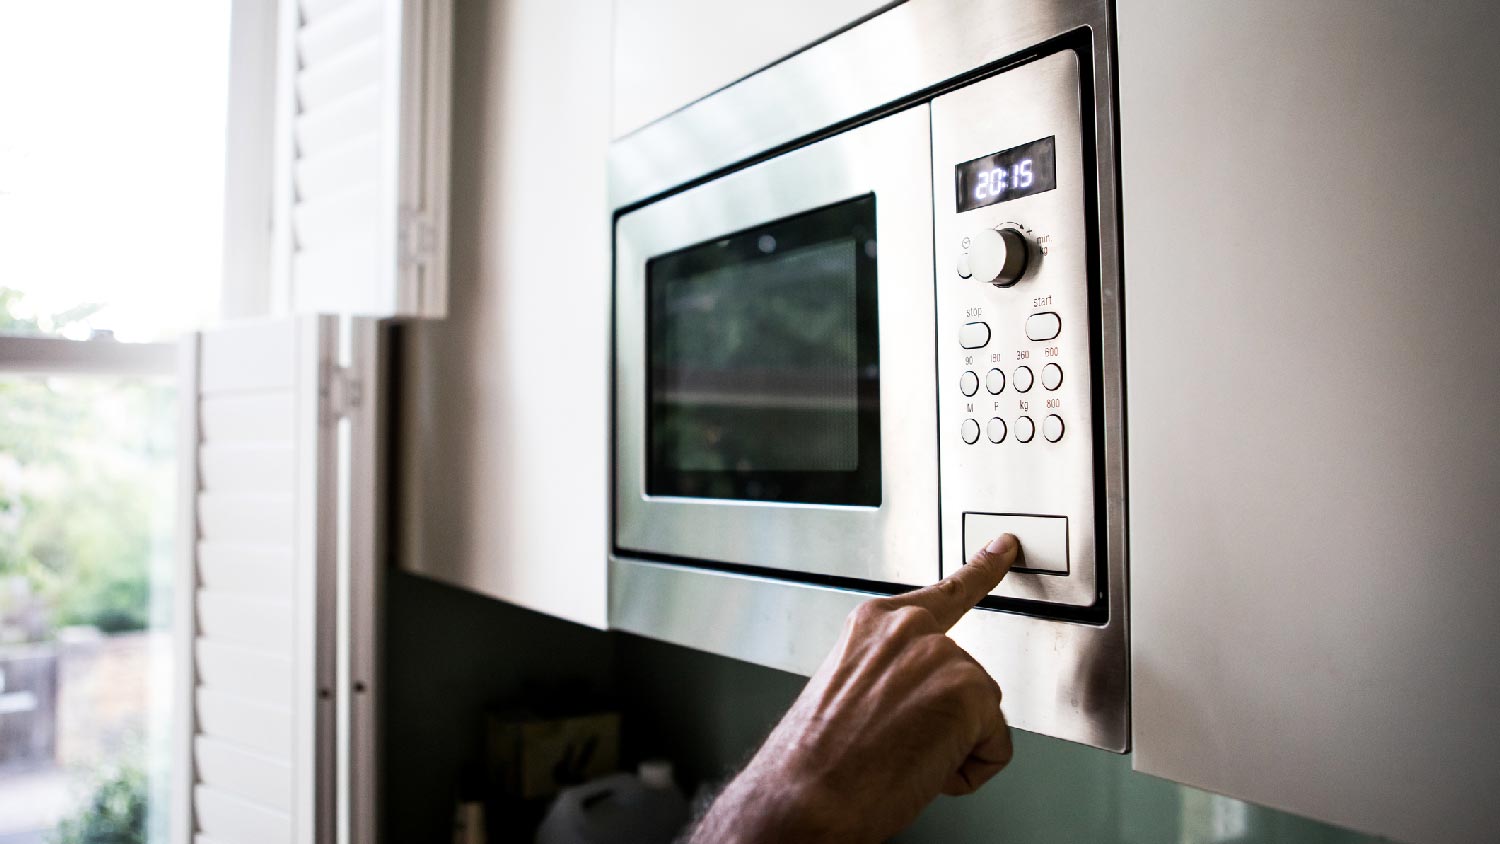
[
  {"left": 986, "top": 675, "right": 1005, "bottom": 704},
  {"left": 907, "top": 630, "right": 948, "bottom": 662},
  {"left": 946, "top": 773, "right": 978, "bottom": 796},
  {"left": 960, "top": 654, "right": 997, "bottom": 684},
  {"left": 933, "top": 574, "right": 967, "bottom": 602},
  {"left": 947, "top": 643, "right": 998, "bottom": 687},
  {"left": 973, "top": 667, "right": 1004, "bottom": 704},
  {"left": 918, "top": 638, "right": 966, "bottom": 671},
  {"left": 888, "top": 605, "right": 938, "bottom": 637},
  {"left": 996, "top": 730, "right": 1016, "bottom": 768},
  {"left": 955, "top": 674, "right": 994, "bottom": 709},
  {"left": 948, "top": 666, "right": 1002, "bottom": 716},
  {"left": 846, "top": 599, "right": 886, "bottom": 630}
]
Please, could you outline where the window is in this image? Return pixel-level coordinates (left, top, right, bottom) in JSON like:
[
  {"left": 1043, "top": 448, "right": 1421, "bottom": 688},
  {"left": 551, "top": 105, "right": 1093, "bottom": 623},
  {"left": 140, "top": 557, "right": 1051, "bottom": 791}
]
[
  {"left": 0, "top": 2, "right": 229, "bottom": 342},
  {"left": 0, "top": 2, "right": 230, "bottom": 841},
  {"left": 0, "top": 369, "right": 176, "bottom": 842}
]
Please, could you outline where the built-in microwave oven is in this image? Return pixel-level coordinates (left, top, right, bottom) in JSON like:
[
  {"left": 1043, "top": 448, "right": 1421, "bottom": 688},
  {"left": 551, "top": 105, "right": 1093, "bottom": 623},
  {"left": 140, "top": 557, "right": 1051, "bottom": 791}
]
[{"left": 611, "top": 0, "right": 1128, "bottom": 751}]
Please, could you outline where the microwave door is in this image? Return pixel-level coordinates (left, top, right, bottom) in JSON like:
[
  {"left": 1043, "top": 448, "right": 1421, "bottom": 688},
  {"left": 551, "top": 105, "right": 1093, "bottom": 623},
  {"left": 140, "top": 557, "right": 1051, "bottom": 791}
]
[
  {"left": 614, "top": 104, "right": 938, "bottom": 588},
  {"left": 646, "top": 194, "right": 880, "bottom": 508}
]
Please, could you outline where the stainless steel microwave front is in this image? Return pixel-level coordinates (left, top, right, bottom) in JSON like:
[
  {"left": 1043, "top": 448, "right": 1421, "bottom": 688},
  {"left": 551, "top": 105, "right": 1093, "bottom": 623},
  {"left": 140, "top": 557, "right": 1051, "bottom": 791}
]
[
  {"left": 933, "top": 51, "right": 1101, "bottom": 609},
  {"left": 609, "top": 0, "right": 1126, "bottom": 752}
]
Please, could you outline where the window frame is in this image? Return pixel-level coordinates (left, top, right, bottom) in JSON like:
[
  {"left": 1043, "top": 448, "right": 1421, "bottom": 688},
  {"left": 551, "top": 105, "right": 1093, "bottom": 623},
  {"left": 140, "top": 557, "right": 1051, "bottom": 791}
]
[
  {"left": 0, "top": 335, "right": 176, "bottom": 377},
  {"left": 222, "top": 0, "right": 284, "bottom": 321}
]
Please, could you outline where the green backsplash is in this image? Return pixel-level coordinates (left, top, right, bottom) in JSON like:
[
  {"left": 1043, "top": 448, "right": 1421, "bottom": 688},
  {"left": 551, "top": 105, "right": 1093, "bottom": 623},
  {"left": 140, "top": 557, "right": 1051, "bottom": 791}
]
[
  {"left": 611, "top": 631, "right": 1388, "bottom": 844},
  {"left": 387, "top": 573, "right": 1389, "bottom": 843}
]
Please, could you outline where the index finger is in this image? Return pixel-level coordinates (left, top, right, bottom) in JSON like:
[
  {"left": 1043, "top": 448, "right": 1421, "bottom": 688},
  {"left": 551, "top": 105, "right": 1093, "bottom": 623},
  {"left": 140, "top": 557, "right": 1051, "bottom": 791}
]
[{"left": 887, "top": 533, "right": 1019, "bottom": 630}]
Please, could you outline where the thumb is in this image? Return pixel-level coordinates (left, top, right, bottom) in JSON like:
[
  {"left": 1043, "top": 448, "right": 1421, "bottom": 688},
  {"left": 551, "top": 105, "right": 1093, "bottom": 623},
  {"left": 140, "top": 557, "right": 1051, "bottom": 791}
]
[{"left": 943, "top": 704, "right": 1014, "bottom": 796}]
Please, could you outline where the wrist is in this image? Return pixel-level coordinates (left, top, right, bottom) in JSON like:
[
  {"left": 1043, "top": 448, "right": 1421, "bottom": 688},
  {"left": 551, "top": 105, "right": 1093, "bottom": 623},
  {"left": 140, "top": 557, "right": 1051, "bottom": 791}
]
[{"left": 692, "top": 755, "right": 845, "bottom": 844}]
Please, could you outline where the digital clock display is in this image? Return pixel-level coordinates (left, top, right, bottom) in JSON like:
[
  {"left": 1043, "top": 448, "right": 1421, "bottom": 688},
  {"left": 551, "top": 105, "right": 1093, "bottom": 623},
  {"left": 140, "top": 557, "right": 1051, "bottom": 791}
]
[{"left": 954, "top": 136, "right": 1057, "bottom": 213}]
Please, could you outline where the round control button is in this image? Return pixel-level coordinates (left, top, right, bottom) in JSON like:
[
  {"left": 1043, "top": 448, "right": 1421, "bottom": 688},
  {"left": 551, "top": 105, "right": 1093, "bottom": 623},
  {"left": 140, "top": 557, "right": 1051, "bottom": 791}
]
[
  {"left": 956, "top": 254, "right": 973, "bottom": 279},
  {"left": 1014, "top": 415, "right": 1035, "bottom": 443},
  {"left": 1043, "top": 414, "right": 1065, "bottom": 443},
  {"left": 987, "top": 417, "right": 1007, "bottom": 443},
  {"left": 961, "top": 418, "right": 981, "bottom": 444},
  {"left": 965, "top": 226, "right": 1031, "bottom": 287},
  {"left": 985, "top": 367, "right": 1005, "bottom": 394},
  {"left": 960, "top": 370, "right": 979, "bottom": 396},
  {"left": 1042, "top": 362, "right": 1063, "bottom": 391},
  {"left": 1013, "top": 365, "right": 1034, "bottom": 392}
]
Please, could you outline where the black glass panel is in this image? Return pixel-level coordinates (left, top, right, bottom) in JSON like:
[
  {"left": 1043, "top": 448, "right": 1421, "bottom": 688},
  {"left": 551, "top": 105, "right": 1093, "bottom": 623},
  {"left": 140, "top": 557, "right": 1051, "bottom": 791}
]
[
  {"left": 646, "top": 195, "right": 881, "bottom": 506},
  {"left": 954, "top": 136, "right": 1057, "bottom": 212}
]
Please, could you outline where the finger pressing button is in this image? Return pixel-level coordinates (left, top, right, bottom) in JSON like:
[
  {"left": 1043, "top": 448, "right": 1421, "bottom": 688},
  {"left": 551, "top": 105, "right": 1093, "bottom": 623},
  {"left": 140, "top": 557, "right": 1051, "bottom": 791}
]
[{"left": 963, "top": 513, "right": 1069, "bottom": 575}]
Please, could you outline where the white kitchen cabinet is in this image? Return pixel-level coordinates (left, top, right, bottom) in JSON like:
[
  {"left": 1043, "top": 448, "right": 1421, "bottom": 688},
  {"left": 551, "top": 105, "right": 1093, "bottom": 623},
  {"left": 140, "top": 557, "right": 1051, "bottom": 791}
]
[
  {"left": 394, "top": 0, "right": 615, "bottom": 628},
  {"left": 1119, "top": 2, "right": 1500, "bottom": 842}
]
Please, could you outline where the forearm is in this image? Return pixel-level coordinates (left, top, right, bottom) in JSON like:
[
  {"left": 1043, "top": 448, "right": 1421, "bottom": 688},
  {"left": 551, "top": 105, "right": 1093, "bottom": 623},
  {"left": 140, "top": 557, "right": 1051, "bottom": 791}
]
[
  {"left": 690, "top": 767, "right": 834, "bottom": 839},
  {"left": 687, "top": 754, "right": 841, "bottom": 844},
  {"left": 688, "top": 535, "right": 1019, "bottom": 843}
]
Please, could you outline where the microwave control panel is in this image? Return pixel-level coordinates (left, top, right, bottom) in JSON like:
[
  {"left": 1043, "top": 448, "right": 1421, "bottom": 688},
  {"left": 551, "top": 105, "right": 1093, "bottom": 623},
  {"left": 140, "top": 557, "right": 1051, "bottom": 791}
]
[{"left": 932, "top": 50, "right": 1100, "bottom": 608}]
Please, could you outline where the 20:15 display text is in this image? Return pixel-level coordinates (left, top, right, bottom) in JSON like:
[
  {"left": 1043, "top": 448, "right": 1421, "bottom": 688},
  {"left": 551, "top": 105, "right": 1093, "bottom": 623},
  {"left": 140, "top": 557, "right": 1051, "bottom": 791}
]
[
  {"left": 972, "top": 159, "right": 1035, "bottom": 201},
  {"left": 954, "top": 135, "right": 1057, "bottom": 213}
]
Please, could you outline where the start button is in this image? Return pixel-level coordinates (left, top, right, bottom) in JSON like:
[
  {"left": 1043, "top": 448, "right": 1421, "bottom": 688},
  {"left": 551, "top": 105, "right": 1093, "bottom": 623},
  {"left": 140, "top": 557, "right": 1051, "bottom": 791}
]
[{"left": 962, "top": 512, "right": 1069, "bottom": 576}]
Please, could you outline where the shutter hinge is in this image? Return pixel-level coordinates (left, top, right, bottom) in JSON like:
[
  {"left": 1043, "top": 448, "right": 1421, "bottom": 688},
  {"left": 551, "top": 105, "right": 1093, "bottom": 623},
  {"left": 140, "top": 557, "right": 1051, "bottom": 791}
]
[
  {"left": 325, "top": 364, "right": 363, "bottom": 422},
  {"left": 399, "top": 208, "right": 436, "bottom": 268}
]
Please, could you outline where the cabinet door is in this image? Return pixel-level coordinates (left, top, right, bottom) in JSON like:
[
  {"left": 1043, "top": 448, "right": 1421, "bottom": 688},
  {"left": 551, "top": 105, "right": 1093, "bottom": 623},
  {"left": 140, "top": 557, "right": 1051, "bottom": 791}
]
[
  {"left": 612, "top": 0, "right": 897, "bottom": 138},
  {"left": 1119, "top": 3, "right": 1500, "bottom": 842},
  {"left": 394, "top": 0, "right": 613, "bottom": 628},
  {"left": 174, "top": 316, "right": 383, "bottom": 843}
]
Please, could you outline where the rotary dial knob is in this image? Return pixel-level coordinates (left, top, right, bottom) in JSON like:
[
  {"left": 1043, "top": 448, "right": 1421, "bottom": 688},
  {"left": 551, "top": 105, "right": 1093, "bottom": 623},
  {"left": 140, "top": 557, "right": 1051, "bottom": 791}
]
[{"left": 958, "top": 226, "right": 1031, "bottom": 287}]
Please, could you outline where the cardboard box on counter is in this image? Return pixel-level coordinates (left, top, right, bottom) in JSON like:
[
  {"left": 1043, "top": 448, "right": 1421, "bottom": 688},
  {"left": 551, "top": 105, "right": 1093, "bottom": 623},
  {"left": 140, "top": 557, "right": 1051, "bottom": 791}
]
[{"left": 486, "top": 708, "right": 621, "bottom": 801}]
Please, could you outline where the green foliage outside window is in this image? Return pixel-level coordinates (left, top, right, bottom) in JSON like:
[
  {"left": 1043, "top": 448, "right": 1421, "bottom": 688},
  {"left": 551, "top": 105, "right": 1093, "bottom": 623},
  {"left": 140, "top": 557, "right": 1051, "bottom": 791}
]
[
  {"left": 49, "top": 758, "right": 148, "bottom": 844},
  {"left": 0, "top": 287, "right": 174, "bottom": 638}
]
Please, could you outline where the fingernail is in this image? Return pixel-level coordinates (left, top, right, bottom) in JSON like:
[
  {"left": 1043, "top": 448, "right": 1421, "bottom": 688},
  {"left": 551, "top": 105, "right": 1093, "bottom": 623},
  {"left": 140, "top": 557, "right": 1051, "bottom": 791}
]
[{"left": 986, "top": 533, "right": 1017, "bottom": 555}]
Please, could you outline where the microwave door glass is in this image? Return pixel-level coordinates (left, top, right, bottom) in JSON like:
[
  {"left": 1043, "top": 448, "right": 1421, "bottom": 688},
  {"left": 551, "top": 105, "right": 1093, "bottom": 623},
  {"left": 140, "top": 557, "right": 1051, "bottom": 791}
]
[{"left": 646, "top": 194, "right": 881, "bottom": 506}]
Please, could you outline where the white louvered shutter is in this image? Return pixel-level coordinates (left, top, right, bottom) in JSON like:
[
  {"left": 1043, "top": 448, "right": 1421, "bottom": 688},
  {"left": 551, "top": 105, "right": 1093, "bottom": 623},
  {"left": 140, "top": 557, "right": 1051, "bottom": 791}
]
[
  {"left": 174, "top": 317, "right": 382, "bottom": 844},
  {"left": 275, "top": 0, "right": 452, "bottom": 318}
]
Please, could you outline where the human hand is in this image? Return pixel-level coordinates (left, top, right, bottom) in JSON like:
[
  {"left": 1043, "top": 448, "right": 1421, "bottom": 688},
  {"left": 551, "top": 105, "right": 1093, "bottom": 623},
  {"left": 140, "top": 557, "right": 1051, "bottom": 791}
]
[{"left": 689, "top": 533, "right": 1019, "bottom": 843}]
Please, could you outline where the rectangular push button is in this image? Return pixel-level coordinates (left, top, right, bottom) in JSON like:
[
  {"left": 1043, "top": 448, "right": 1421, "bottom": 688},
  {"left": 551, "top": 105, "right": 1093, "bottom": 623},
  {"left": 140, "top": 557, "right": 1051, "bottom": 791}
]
[{"left": 962, "top": 513, "right": 1069, "bottom": 574}]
